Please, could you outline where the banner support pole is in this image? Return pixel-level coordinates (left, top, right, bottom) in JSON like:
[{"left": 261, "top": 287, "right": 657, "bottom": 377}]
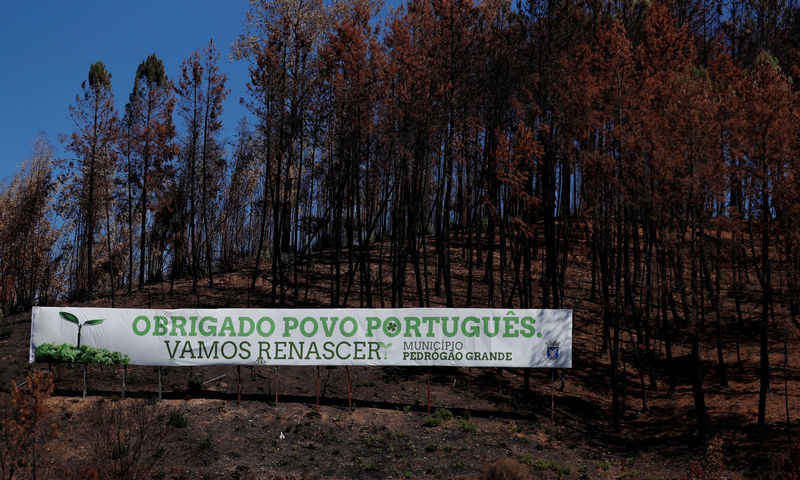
[
  {"left": 467, "top": 368, "right": 471, "bottom": 415},
  {"left": 345, "top": 366, "right": 352, "bottom": 411},
  {"left": 427, "top": 369, "right": 431, "bottom": 415},
  {"left": 237, "top": 366, "right": 242, "bottom": 404},
  {"left": 551, "top": 368, "right": 555, "bottom": 424},
  {"left": 122, "top": 364, "right": 127, "bottom": 399},
  {"left": 508, "top": 371, "right": 512, "bottom": 410},
  {"left": 158, "top": 366, "right": 162, "bottom": 400},
  {"left": 82, "top": 364, "right": 87, "bottom": 398},
  {"left": 315, "top": 366, "right": 320, "bottom": 410}
]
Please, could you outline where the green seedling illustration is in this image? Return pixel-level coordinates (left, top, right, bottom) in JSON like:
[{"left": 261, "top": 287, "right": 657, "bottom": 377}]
[
  {"left": 59, "top": 311, "right": 103, "bottom": 347},
  {"left": 378, "top": 342, "right": 392, "bottom": 360}
]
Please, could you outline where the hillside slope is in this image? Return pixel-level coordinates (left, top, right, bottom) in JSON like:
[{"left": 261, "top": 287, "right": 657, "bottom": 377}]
[{"left": 1, "top": 237, "right": 797, "bottom": 479}]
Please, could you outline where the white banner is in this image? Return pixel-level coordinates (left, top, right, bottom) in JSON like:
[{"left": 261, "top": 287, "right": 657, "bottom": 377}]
[{"left": 30, "top": 307, "right": 572, "bottom": 368}]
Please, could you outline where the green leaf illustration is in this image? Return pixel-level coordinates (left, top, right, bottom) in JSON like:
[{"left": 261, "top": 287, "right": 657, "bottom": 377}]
[
  {"left": 84, "top": 319, "right": 104, "bottom": 326},
  {"left": 59, "top": 312, "right": 80, "bottom": 325}
]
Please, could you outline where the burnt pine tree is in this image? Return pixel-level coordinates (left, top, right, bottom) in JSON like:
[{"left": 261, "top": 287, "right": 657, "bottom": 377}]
[
  {"left": 198, "top": 39, "right": 229, "bottom": 289},
  {"left": 176, "top": 40, "right": 229, "bottom": 296},
  {"left": 236, "top": 0, "right": 330, "bottom": 302},
  {"left": 128, "top": 54, "right": 177, "bottom": 290},
  {"left": 62, "top": 61, "right": 118, "bottom": 301},
  {"left": 0, "top": 134, "right": 56, "bottom": 314},
  {"left": 176, "top": 49, "right": 204, "bottom": 300}
]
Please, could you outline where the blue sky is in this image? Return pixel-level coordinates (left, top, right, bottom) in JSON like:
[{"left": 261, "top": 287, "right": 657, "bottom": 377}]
[
  {"left": 0, "top": 0, "right": 253, "bottom": 185},
  {"left": 0, "top": 1, "right": 405, "bottom": 187}
]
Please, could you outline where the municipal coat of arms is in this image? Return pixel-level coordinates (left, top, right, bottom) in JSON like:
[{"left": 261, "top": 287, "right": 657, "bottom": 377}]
[{"left": 546, "top": 340, "right": 559, "bottom": 362}]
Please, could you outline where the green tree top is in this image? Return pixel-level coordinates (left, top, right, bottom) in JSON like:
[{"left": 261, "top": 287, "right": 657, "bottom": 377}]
[
  {"left": 86, "top": 61, "right": 111, "bottom": 92},
  {"left": 135, "top": 53, "right": 167, "bottom": 90}
]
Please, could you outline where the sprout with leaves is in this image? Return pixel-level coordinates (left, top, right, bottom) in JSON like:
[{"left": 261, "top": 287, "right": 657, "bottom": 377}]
[
  {"left": 377, "top": 342, "right": 392, "bottom": 360},
  {"left": 59, "top": 311, "right": 103, "bottom": 348}
]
